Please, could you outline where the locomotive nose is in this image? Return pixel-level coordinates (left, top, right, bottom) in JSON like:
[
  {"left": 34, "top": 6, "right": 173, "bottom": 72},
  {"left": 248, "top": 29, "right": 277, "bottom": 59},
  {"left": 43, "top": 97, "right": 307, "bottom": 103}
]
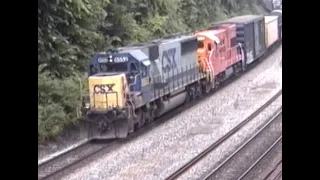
[{"left": 88, "top": 73, "right": 128, "bottom": 110}]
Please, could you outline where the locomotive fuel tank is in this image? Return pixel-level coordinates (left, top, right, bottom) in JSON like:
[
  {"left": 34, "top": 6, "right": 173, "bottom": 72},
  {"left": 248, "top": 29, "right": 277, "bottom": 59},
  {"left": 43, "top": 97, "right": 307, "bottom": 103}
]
[{"left": 155, "top": 90, "right": 188, "bottom": 117}]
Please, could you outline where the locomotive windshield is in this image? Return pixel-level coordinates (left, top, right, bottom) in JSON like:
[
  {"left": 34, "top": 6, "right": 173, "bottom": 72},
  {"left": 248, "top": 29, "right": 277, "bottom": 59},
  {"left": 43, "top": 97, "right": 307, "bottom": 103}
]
[
  {"left": 90, "top": 63, "right": 128, "bottom": 75},
  {"left": 197, "top": 40, "right": 204, "bottom": 48}
]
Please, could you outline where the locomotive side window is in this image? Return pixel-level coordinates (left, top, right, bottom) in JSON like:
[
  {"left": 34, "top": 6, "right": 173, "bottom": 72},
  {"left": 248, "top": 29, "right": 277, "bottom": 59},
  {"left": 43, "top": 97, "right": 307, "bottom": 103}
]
[
  {"left": 100, "top": 64, "right": 108, "bottom": 71},
  {"left": 90, "top": 63, "right": 128, "bottom": 74},
  {"left": 182, "top": 39, "right": 197, "bottom": 55},
  {"left": 197, "top": 40, "right": 204, "bottom": 48},
  {"left": 149, "top": 45, "right": 159, "bottom": 61},
  {"left": 208, "top": 43, "right": 212, "bottom": 51},
  {"left": 130, "top": 63, "right": 138, "bottom": 73},
  {"left": 141, "top": 64, "right": 147, "bottom": 76},
  {"left": 110, "top": 63, "right": 127, "bottom": 72}
]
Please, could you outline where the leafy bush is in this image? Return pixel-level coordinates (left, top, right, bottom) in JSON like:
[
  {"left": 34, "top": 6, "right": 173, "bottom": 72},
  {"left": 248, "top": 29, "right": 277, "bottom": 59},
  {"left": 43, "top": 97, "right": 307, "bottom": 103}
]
[{"left": 38, "top": 70, "right": 85, "bottom": 142}]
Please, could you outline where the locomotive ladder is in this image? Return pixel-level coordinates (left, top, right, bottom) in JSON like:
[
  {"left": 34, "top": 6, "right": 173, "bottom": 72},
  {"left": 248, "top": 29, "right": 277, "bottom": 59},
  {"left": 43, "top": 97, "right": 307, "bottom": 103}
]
[{"left": 205, "top": 50, "right": 215, "bottom": 83}]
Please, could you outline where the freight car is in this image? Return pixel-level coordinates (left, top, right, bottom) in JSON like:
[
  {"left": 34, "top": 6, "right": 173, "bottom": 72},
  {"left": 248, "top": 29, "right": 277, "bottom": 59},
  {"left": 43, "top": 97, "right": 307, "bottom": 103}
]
[
  {"left": 81, "top": 14, "right": 282, "bottom": 139},
  {"left": 212, "top": 15, "right": 267, "bottom": 67},
  {"left": 264, "top": 15, "right": 279, "bottom": 50},
  {"left": 269, "top": 10, "right": 282, "bottom": 40}
]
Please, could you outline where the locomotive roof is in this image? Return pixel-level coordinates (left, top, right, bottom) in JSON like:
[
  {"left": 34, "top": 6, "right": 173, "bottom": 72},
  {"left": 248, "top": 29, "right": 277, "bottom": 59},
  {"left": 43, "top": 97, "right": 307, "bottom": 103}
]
[
  {"left": 195, "top": 30, "right": 222, "bottom": 44},
  {"left": 90, "top": 49, "right": 149, "bottom": 68},
  {"left": 98, "top": 49, "right": 148, "bottom": 60},
  {"left": 117, "top": 34, "right": 195, "bottom": 51},
  {"left": 213, "top": 15, "right": 264, "bottom": 25},
  {"left": 154, "top": 34, "right": 196, "bottom": 44}
]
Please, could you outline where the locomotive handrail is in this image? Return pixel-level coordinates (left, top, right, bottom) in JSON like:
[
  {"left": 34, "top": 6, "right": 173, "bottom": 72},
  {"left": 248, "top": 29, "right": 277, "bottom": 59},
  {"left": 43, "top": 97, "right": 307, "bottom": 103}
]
[
  {"left": 128, "top": 73, "right": 142, "bottom": 92},
  {"left": 230, "top": 45, "right": 242, "bottom": 62}
]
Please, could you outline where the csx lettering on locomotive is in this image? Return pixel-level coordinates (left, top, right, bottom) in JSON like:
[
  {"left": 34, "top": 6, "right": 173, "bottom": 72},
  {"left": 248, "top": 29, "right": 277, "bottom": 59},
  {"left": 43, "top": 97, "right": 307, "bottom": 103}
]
[
  {"left": 93, "top": 84, "right": 115, "bottom": 94},
  {"left": 161, "top": 48, "right": 177, "bottom": 73}
]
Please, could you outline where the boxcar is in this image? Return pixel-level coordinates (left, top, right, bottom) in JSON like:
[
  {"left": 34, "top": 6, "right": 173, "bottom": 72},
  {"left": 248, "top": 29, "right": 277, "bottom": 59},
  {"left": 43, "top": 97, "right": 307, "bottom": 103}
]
[{"left": 213, "top": 15, "right": 266, "bottom": 64}]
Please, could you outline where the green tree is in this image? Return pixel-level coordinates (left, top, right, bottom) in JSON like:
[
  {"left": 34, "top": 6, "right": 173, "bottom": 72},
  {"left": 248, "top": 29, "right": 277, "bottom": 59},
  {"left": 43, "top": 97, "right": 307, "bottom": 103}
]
[{"left": 38, "top": 0, "right": 109, "bottom": 77}]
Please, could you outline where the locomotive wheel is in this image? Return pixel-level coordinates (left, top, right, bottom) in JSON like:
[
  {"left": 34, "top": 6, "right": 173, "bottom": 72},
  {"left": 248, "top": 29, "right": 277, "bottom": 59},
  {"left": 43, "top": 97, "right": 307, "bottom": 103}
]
[
  {"left": 114, "top": 118, "right": 129, "bottom": 138},
  {"left": 185, "top": 92, "right": 191, "bottom": 104},
  {"left": 135, "top": 109, "right": 146, "bottom": 129},
  {"left": 191, "top": 87, "right": 196, "bottom": 100},
  {"left": 214, "top": 79, "right": 220, "bottom": 92},
  {"left": 204, "top": 81, "right": 214, "bottom": 94},
  {"left": 241, "top": 60, "right": 247, "bottom": 72},
  {"left": 145, "top": 109, "right": 156, "bottom": 123},
  {"left": 234, "top": 63, "right": 241, "bottom": 76},
  {"left": 196, "top": 84, "right": 202, "bottom": 98},
  {"left": 185, "top": 87, "right": 193, "bottom": 103},
  {"left": 97, "top": 116, "right": 112, "bottom": 133},
  {"left": 204, "top": 83, "right": 211, "bottom": 94}
]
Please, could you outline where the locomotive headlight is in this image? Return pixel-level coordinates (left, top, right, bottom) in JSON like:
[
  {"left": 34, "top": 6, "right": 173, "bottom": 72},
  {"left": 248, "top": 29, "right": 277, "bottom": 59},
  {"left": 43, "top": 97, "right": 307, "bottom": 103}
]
[{"left": 108, "top": 55, "right": 113, "bottom": 63}]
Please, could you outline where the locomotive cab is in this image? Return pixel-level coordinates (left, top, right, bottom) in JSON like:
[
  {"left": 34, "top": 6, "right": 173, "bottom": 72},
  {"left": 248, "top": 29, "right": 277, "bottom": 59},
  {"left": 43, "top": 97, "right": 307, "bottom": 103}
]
[
  {"left": 194, "top": 32, "right": 220, "bottom": 76},
  {"left": 82, "top": 49, "right": 152, "bottom": 139}
]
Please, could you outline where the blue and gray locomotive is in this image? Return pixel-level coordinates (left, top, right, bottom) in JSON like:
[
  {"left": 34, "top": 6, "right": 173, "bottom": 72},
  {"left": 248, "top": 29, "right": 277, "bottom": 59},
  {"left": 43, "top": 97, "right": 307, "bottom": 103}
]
[{"left": 81, "top": 35, "right": 208, "bottom": 139}]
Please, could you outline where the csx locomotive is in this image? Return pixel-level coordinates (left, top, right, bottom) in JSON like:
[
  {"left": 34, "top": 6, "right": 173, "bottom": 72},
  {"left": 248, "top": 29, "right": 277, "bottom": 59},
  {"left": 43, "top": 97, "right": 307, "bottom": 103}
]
[{"left": 81, "top": 11, "right": 282, "bottom": 139}]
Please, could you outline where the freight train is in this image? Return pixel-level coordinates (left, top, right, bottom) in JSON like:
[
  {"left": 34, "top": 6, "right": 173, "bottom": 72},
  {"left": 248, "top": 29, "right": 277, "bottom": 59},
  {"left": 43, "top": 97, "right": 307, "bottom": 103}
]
[{"left": 81, "top": 11, "right": 282, "bottom": 139}]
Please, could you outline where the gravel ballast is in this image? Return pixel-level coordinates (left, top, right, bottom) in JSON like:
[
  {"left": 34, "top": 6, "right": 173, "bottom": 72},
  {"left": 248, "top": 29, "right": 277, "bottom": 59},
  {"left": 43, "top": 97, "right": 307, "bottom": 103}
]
[
  {"left": 179, "top": 96, "right": 282, "bottom": 180},
  {"left": 38, "top": 122, "right": 89, "bottom": 162},
  {"left": 203, "top": 113, "right": 282, "bottom": 180},
  {"left": 61, "top": 46, "right": 282, "bottom": 180}
]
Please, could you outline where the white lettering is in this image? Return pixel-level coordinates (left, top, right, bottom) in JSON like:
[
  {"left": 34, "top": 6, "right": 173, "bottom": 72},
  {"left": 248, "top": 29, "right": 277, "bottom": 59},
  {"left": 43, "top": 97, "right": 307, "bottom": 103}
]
[
  {"left": 114, "top": 57, "right": 129, "bottom": 63},
  {"left": 98, "top": 57, "right": 108, "bottom": 63}
]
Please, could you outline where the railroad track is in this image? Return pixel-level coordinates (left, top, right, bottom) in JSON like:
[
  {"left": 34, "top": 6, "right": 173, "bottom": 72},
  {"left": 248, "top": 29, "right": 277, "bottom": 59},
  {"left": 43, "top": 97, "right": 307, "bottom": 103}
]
[
  {"left": 262, "top": 159, "right": 282, "bottom": 180},
  {"left": 203, "top": 111, "right": 282, "bottom": 180},
  {"left": 270, "top": 167, "right": 282, "bottom": 180},
  {"left": 165, "top": 90, "right": 282, "bottom": 180},
  {"left": 236, "top": 137, "right": 282, "bottom": 180},
  {"left": 38, "top": 139, "right": 117, "bottom": 180}
]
